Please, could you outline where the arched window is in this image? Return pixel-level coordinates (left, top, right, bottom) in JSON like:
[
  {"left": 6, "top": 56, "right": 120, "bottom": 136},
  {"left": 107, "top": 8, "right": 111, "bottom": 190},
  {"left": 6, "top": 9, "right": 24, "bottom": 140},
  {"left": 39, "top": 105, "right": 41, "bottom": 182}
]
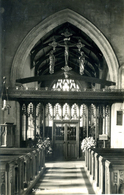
[{"left": 52, "top": 79, "right": 81, "bottom": 91}]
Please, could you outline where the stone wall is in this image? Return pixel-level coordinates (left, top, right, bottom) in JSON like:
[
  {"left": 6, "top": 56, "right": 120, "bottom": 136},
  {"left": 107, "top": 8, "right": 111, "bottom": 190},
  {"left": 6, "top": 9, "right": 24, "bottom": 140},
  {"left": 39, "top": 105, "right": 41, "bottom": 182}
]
[
  {"left": 1, "top": 0, "right": 124, "bottom": 147},
  {"left": 1, "top": 0, "right": 124, "bottom": 85}
]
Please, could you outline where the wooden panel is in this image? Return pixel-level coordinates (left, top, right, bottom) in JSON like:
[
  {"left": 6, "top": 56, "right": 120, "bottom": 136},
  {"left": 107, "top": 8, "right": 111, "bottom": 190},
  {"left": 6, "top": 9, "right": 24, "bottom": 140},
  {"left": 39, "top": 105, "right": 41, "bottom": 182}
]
[
  {"left": 53, "top": 121, "right": 79, "bottom": 159},
  {"left": 67, "top": 143, "right": 76, "bottom": 158},
  {"left": 54, "top": 142, "right": 65, "bottom": 159},
  {"left": 16, "top": 75, "right": 116, "bottom": 86},
  {"left": 8, "top": 88, "right": 124, "bottom": 102},
  {"left": 0, "top": 124, "right": 15, "bottom": 147}
]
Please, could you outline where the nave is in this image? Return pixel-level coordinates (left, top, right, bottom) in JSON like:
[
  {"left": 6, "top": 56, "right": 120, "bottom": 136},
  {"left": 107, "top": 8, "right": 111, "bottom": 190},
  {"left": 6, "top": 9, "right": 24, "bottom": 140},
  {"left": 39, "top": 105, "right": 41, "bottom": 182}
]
[{"left": 30, "top": 160, "right": 95, "bottom": 195}]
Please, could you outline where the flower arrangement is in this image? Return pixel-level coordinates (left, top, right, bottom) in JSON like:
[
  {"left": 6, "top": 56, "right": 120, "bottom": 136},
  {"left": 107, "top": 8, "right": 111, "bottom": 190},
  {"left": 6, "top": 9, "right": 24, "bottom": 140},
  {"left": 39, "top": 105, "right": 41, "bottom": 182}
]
[
  {"left": 43, "top": 137, "right": 52, "bottom": 155},
  {"left": 35, "top": 137, "right": 52, "bottom": 155},
  {"left": 81, "top": 137, "right": 96, "bottom": 153}
]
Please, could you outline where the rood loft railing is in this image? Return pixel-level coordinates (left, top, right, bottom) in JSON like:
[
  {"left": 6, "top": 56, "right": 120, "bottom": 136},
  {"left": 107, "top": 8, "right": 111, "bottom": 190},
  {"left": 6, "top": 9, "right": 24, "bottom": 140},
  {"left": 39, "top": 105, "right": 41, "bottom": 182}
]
[
  {"left": 6, "top": 87, "right": 124, "bottom": 103},
  {"left": 7, "top": 86, "right": 124, "bottom": 92}
]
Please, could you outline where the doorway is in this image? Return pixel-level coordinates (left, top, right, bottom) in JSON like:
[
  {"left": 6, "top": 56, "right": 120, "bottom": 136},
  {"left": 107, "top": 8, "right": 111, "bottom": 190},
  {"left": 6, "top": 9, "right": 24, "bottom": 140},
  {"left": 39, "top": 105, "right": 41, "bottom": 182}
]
[{"left": 53, "top": 121, "right": 79, "bottom": 160}]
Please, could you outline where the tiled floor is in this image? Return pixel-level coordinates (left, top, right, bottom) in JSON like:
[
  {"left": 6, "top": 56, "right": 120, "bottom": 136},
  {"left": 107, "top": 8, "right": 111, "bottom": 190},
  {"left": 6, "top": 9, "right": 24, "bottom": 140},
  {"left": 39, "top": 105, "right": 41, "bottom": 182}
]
[{"left": 30, "top": 160, "right": 95, "bottom": 195}]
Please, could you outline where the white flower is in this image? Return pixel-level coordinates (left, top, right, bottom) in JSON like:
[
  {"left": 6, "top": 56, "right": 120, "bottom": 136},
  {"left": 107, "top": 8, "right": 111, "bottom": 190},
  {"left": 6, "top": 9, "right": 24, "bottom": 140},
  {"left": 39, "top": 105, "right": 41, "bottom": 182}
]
[{"left": 81, "top": 137, "right": 96, "bottom": 152}]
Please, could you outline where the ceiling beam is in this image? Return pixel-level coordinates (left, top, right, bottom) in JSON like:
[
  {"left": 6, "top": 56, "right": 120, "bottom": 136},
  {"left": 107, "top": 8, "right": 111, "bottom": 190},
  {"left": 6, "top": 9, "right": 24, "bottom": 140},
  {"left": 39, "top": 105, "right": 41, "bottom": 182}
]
[{"left": 16, "top": 74, "right": 116, "bottom": 86}]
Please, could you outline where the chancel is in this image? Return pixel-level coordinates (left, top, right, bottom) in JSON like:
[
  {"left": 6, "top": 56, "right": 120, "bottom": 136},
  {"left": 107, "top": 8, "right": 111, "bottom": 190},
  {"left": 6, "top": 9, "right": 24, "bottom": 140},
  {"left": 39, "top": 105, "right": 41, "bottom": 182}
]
[{"left": 0, "top": 1, "right": 124, "bottom": 195}]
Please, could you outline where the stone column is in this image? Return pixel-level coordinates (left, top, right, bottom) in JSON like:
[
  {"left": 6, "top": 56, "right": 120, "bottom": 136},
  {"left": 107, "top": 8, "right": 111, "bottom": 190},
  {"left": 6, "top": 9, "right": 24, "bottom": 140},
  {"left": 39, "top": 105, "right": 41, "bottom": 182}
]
[
  {"left": 0, "top": 7, "right": 4, "bottom": 124},
  {"left": 96, "top": 105, "right": 100, "bottom": 141},
  {"left": 61, "top": 103, "right": 63, "bottom": 120},
  {"left": 15, "top": 101, "right": 21, "bottom": 147},
  {"left": 26, "top": 104, "right": 28, "bottom": 142},
  {"left": 42, "top": 104, "right": 45, "bottom": 140},
  {"left": 99, "top": 105, "right": 103, "bottom": 135},
  {"left": 86, "top": 104, "right": 90, "bottom": 137},
  {"left": 118, "top": 64, "right": 124, "bottom": 89},
  {"left": 102, "top": 105, "right": 106, "bottom": 134},
  {"left": 33, "top": 103, "right": 36, "bottom": 141}
]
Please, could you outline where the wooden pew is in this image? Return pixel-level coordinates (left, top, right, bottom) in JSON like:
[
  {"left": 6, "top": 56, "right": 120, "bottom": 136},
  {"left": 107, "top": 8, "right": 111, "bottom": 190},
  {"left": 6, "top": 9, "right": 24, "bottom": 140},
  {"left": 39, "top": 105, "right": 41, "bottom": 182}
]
[
  {"left": 85, "top": 148, "right": 124, "bottom": 194},
  {"left": 94, "top": 150, "right": 124, "bottom": 194},
  {"left": 0, "top": 147, "right": 45, "bottom": 195},
  {"left": 86, "top": 148, "right": 124, "bottom": 178},
  {"left": 0, "top": 156, "right": 24, "bottom": 195},
  {"left": 99, "top": 155, "right": 124, "bottom": 194},
  {"left": 105, "top": 159, "right": 124, "bottom": 194}
]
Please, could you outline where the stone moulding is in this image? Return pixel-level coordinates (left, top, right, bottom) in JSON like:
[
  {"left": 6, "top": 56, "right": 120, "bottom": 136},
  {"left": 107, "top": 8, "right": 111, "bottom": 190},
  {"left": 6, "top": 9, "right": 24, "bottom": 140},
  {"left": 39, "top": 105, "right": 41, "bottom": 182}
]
[{"left": 11, "top": 9, "right": 118, "bottom": 86}]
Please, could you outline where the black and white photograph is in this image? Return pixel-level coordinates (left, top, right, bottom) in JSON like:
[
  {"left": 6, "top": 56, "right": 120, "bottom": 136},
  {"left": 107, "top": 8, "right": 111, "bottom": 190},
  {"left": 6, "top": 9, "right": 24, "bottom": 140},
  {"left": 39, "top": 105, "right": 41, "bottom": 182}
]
[{"left": 0, "top": 0, "right": 124, "bottom": 194}]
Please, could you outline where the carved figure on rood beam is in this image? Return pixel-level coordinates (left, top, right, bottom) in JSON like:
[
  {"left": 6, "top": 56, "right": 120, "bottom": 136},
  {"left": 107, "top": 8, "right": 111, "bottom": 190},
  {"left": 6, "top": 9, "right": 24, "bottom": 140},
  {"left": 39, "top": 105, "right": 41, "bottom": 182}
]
[
  {"left": 79, "top": 51, "right": 85, "bottom": 75},
  {"left": 49, "top": 50, "right": 55, "bottom": 74}
]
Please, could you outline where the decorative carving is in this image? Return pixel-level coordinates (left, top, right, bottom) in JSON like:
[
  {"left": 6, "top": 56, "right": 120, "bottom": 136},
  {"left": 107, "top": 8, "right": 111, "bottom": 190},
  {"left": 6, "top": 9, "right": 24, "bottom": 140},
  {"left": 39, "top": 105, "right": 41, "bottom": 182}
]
[
  {"left": 113, "top": 172, "right": 118, "bottom": 184},
  {"left": 119, "top": 170, "right": 124, "bottom": 193},
  {"left": 79, "top": 51, "right": 85, "bottom": 75},
  {"left": 49, "top": 38, "right": 57, "bottom": 51},
  {"left": 0, "top": 172, "right": 5, "bottom": 183},
  {"left": 61, "top": 28, "right": 72, "bottom": 38},
  {"left": 119, "top": 171, "right": 124, "bottom": 181},
  {"left": 77, "top": 39, "right": 85, "bottom": 52},
  {"left": 49, "top": 50, "right": 55, "bottom": 74},
  {"left": 10, "top": 166, "right": 13, "bottom": 183},
  {"left": 48, "top": 29, "right": 85, "bottom": 76},
  {"left": 71, "top": 104, "right": 78, "bottom": 119}
]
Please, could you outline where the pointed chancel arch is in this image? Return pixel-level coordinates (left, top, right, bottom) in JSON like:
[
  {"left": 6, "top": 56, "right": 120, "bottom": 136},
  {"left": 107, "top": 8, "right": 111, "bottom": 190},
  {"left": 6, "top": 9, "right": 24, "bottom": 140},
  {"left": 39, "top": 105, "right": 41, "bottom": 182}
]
[{"left": 11, "top": 9, "right": 118, "bottom": 86}]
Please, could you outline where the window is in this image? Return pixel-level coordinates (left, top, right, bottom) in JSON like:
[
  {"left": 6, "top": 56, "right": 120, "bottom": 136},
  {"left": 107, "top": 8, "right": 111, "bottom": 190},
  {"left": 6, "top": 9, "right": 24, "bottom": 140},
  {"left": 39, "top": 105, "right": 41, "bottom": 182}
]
[
  {"left": 52, "top": 79, "right": 81, "bottom": 91},
  {"left": 117, "top": 111, "right": 123, "bottom": 126}
]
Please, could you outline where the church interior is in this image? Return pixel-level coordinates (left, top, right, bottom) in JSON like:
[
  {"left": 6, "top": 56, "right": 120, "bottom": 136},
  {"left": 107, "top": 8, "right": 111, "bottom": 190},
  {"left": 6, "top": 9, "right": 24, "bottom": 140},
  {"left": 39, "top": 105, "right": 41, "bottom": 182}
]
[{"left": 0, "top": 0, "right": 124, "bottom": 194}]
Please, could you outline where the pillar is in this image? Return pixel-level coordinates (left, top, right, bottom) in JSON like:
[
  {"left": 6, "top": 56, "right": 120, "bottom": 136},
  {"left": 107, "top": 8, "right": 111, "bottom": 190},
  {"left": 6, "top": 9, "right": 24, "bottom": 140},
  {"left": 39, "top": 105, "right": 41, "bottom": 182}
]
[
  {"left": 102, "top": 105, "right": 106, "bottom": 134},
  {"left": 33, "top": 104, "right": 36, "bottom": 140},
  {"left": 42, "top": 104, "right": 45, "bottom": 140},
  {"left": 118, "top": 64, "right": 124, "bottom": 89},
  {"left": 86, "top": 104, "right": 89, "bottom": 137},
  {"left": 96, "top": 105, "right": 100, "bottom": 141},
  {"left": 0, "top": 7, "right": 4, "bottom": 124}
]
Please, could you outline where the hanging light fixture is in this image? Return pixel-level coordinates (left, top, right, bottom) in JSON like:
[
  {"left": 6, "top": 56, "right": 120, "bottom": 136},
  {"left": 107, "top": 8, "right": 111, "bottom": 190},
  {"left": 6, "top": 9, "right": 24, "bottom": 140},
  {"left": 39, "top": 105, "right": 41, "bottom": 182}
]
[{"left": 1, "top": 76, "right": 11, "bottom": 114}]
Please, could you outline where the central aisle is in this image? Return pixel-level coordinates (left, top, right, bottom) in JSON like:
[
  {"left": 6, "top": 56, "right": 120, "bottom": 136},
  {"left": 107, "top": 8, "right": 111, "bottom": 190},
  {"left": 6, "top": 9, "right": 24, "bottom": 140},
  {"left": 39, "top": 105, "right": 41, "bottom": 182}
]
[{"left": 30, "top": 161, "right": 95, "bottom": 195}]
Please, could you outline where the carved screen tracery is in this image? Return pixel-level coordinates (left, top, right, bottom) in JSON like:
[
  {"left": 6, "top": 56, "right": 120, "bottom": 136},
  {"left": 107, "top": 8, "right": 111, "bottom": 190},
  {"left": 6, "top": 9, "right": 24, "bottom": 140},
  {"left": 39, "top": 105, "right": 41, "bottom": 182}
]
[
  {"left": 27, "top": 103, "right": 35, "bottom": 139},
  {"left": 45, "top": 103, "right": 53, "bottom": 126},
  {"left": 22, "top": 104, "right": 26, "bottom": 141},
  {"left": 106, "top": 105, "right": 110, "bottom": 136},
  {"left": 20, "top": 100, "right": 111, "bottom": 145},
  {"left": 54, "top": 103, "right": 62, "bottom": 120},
  {"left": 63, "top": 103, "right": 70, "bottom": 120},
  {"left": 71, "top": 104, "right": 79, "bottom": 120},
  {"left": 36, "top": 103, "right": 42, "bottom": 135}
]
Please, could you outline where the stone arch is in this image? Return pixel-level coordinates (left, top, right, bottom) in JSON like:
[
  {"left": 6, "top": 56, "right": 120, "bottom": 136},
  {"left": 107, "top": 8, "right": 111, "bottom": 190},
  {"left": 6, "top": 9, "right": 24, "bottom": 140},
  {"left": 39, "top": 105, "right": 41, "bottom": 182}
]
[{"left": 11, "top": 8, "right": 119, "bottom": 86}]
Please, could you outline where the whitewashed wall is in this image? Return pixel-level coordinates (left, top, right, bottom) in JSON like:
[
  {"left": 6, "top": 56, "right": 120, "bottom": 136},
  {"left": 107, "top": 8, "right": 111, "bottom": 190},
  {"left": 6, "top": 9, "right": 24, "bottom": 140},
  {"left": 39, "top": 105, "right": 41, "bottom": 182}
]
[{"left": 111, "top": 103, "right": 124, "bottom": 148}]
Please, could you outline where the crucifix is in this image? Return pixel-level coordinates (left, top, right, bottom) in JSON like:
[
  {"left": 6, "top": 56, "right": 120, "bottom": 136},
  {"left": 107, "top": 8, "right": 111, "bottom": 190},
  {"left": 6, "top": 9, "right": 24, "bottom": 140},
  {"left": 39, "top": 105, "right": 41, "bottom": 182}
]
[
  {"left": 49, "top": 29, "right": 85, "bottom": 77},
  {"left": 58, "top": 37, "right": 72, "bottom": 78}
]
